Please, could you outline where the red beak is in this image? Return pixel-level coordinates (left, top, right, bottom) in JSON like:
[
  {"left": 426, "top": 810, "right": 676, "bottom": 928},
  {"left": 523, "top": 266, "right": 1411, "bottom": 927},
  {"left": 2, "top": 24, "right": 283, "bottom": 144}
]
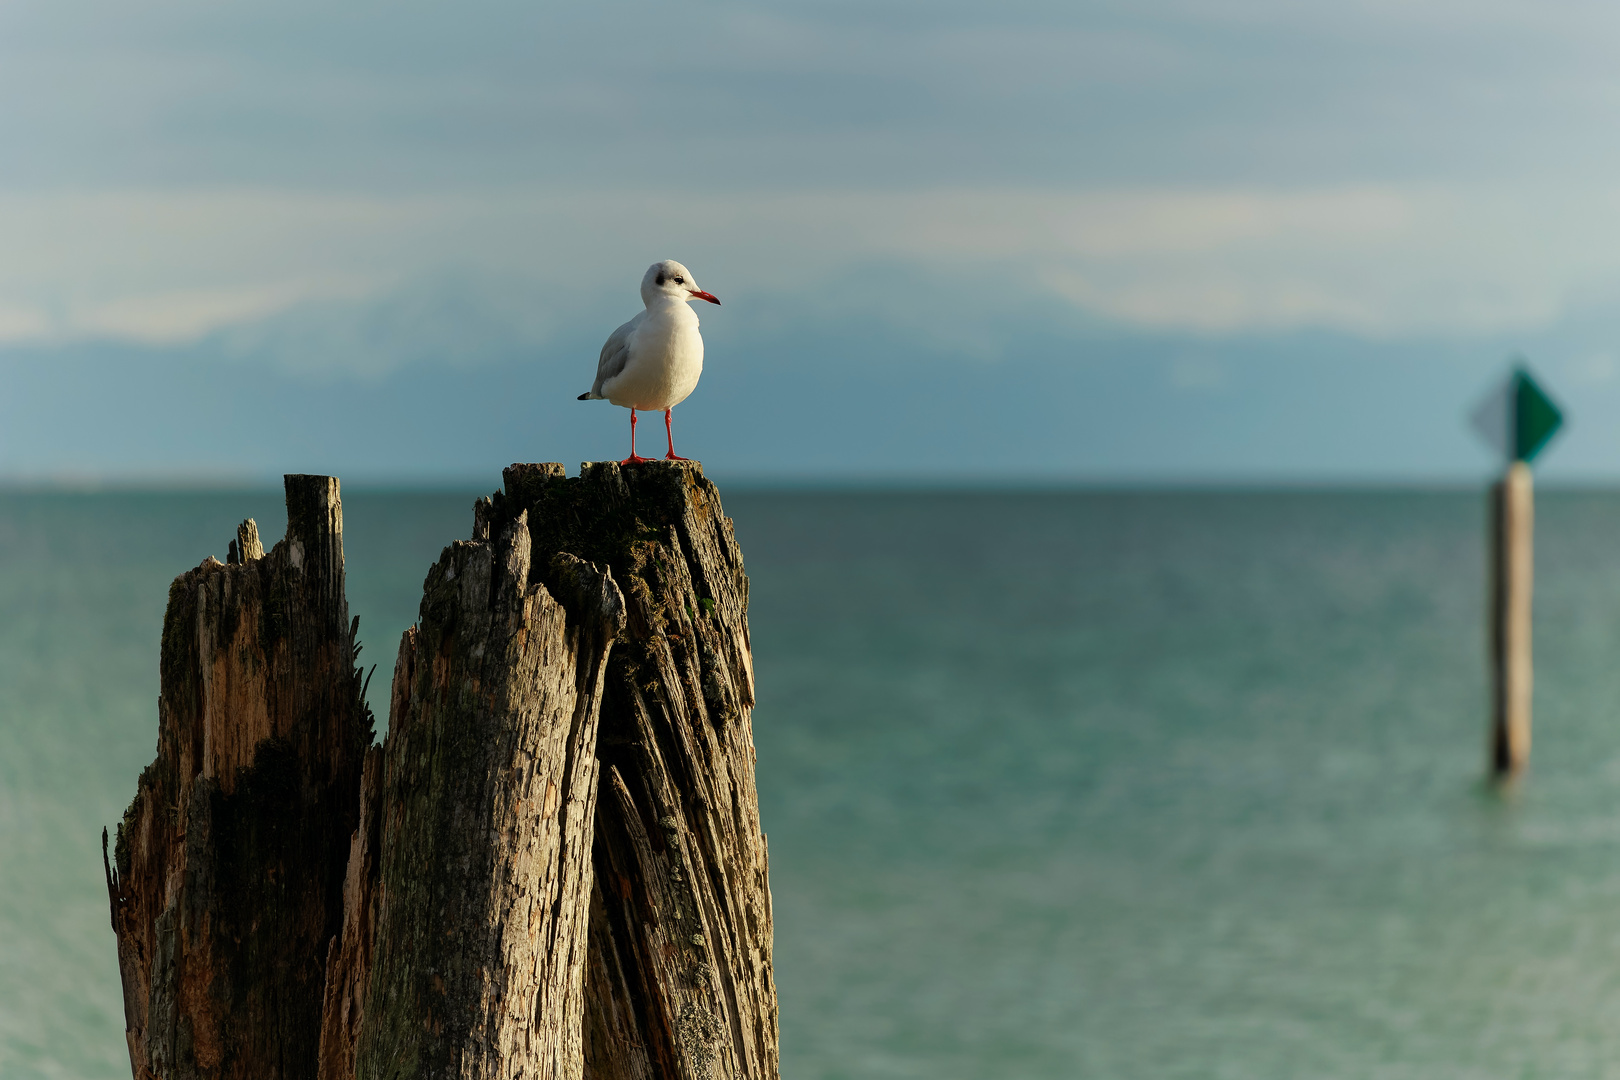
[{"left": 690, "top": 290, "right": 721, "bottom": 305}]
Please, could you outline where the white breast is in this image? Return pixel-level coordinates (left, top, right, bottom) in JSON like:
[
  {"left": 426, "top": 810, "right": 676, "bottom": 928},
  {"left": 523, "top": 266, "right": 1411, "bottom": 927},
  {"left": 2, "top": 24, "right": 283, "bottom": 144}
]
[{"left": 602, "top": 302, "right": 705, "bottom": 411}]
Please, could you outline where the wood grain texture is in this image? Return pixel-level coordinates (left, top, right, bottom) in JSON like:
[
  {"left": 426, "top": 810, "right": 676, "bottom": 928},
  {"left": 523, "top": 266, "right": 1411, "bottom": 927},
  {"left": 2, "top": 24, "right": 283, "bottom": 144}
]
[
  {"left": 336, "top": 504, "right": 627, "bottom": 1080},
  {"left": 316, "top": 743, "right": 383, "bottom": 1080},
  {"left": 490, "top": 461, "right": 780, "bottom": 1080},
  {"left": 105, "top": 476, "right": 372, "bottom": 1080},
  {"left": 108, "top": 463, "right": 775, "bottom": 1080}
]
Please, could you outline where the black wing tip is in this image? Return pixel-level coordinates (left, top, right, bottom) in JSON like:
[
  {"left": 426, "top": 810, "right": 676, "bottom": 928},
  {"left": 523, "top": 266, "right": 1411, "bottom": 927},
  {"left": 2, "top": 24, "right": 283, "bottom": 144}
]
[{"left": 577, "top": 392, "right": 590, "bottom": 400}]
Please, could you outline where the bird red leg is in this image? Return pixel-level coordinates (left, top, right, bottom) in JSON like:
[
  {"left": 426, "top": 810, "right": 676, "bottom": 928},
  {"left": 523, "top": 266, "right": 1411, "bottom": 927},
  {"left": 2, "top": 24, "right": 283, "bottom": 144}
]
[
  {"left": 664, "top": 409, "right": 690, "bottom": 461},
  {"left": 621, "top": 408, "right": 653, "bottom": 465}
]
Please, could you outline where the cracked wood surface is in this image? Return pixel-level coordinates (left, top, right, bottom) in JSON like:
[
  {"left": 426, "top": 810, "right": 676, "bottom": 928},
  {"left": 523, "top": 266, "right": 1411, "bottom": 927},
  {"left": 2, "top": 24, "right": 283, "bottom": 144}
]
[
  {"left": 492, "top": 461, "right": 780, "bottom": 1080},
  {"left": 105, "top": 475, "right": 372, "bottom": 1080},
  {"left": 324, "top": 501, "right": 627, "bottom": 1080},
  {"left": 108, "top": 462, "right": 776, "bottom": 1080}
]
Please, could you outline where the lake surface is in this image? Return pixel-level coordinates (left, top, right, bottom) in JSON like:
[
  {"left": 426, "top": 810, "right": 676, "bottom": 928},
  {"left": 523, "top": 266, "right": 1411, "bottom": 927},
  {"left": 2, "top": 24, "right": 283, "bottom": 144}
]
[{"left": 6, "top": 485, "right": 1620, "bottom": 1078}]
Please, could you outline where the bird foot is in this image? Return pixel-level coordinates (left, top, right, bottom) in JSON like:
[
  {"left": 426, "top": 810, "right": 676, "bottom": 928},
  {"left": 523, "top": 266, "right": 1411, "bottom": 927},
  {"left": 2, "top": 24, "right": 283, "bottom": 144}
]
[
  {"left": 664, "top": 452, "right": 691, "bottom": 461},
  {"left": 620, "top": 454, "right": 656, "bottom": 466}
]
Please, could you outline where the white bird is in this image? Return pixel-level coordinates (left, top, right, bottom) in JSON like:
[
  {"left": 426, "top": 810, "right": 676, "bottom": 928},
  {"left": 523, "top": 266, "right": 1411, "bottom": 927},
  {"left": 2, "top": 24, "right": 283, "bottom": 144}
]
[{"left": 578, "top": 259, "right": 721, "bottom": 464}]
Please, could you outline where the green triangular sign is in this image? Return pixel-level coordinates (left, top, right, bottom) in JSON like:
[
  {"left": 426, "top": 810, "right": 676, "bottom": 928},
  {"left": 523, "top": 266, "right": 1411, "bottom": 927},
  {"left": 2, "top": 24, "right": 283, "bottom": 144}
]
[
  {"left": 1512, "top": 368, "right": 1563, "bottom": 463},
  {"left": 1470, "top": 363, "right": 1565, "bottom": 465}
]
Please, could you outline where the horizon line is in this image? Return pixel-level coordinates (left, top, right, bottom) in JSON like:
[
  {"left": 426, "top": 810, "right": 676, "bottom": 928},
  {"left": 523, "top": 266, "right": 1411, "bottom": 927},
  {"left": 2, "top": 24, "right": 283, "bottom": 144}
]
[{"left": 0, "top": 467, "right": 1615, "bottom": 495}]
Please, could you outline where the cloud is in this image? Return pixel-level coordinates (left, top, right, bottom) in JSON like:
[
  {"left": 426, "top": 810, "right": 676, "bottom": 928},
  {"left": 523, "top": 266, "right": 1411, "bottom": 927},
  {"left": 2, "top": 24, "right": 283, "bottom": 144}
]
[
  {"left": 4, "top": 1, "right": 1620, "bottom": 481},
  {"left": 208, "top": 274, "right": 566, "bottom": 380},
  {"left": 0, "top": 183, "right": 1618, "bottom": 366},
  {"left": 7, "top": 0, "right": 1620, "bottom": 194},
  {"left": 74, "top": 282, "right": 376, "bottom": 346}
]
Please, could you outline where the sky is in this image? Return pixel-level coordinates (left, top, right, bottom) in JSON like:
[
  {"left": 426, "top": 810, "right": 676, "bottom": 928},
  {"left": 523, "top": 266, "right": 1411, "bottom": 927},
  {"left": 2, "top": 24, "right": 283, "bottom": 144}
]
[{"left": 4, "top": 0, "right": 1620, "bottom": 482}]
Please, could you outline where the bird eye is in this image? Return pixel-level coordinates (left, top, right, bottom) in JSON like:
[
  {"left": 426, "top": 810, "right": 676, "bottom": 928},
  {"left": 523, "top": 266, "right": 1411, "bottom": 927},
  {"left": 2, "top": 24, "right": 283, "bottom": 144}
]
[{"left": 673, "top": 276, "right": 684, "bottom": 284}]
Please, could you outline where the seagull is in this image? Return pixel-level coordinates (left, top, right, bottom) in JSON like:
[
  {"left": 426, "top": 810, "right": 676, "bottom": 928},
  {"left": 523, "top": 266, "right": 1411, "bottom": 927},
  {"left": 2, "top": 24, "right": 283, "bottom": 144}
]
[{"left": 578, "top": 259, "right": 721, "bottom": 465}]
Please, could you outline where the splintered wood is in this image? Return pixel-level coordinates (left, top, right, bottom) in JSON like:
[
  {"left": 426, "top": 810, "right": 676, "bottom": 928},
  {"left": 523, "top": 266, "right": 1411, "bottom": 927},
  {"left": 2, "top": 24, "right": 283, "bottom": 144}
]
[
  {"left": 496, "top": 462, "right": 779, "bottom": 1080},
  {"left": 107, "top": 462, "right": 779, "bottom": 1080},
  {"left": 333, "top": 517, "right": 625, "bottom": 1080},
  {"left": 105, "top": 476, "right": 372, "bottom": 1080}
]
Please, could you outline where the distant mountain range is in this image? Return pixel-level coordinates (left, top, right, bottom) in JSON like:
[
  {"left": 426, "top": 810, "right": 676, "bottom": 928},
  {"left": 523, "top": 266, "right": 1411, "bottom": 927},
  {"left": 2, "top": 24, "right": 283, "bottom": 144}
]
[{"left": 1, "top": 266, "right": 1615, "bottom": 484}]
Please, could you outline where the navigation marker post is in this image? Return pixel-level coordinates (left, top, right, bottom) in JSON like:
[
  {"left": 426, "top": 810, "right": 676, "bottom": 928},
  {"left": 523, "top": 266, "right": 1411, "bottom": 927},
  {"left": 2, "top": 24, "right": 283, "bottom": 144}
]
[{"left": 1470, "top": 364, "right": 1564, "bottom": 779}]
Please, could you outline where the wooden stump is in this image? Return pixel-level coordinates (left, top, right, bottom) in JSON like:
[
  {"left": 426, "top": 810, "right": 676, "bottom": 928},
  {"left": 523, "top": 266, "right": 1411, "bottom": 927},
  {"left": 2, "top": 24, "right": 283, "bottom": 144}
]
[
  {"left": 104, "top": 476, "right": 372, "bottom": 1080},
  {"left": 492, "top": 461, "right": 779, "bottom": 1080},
  {"left": 323, "top": 504, "right": 627, "bottom": 1080},
  {"left": 107, "top": 463, "right": 779, "bottom": 1080}
]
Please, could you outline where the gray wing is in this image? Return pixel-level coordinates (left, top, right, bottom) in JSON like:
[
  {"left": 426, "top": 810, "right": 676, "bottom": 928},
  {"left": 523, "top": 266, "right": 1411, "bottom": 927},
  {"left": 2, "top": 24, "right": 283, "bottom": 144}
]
[{"left": 587, "top": 316, "right": 638, "bottom": 398}]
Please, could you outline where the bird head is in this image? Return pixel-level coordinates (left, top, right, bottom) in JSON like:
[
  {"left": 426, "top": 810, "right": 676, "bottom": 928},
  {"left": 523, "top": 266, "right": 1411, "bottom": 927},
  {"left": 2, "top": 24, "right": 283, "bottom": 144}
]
[{"left": 641, "top": 260, "right": 720, "bottom": 307}]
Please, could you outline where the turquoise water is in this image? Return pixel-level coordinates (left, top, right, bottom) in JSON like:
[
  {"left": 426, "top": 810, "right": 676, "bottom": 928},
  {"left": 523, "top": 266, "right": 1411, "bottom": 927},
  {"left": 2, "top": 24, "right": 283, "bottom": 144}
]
[{"left": 7, "top": 488, "right": 1620, "bottom": 1078}]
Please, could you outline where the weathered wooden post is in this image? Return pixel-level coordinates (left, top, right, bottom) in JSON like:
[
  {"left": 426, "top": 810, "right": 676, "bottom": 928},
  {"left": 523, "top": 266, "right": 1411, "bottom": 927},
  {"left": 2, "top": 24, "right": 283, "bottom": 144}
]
[
  {"left": 107, "top": 463, "right": 779, "bottom": 1080},
  {"left": 1488, "top": 462, "right": 1534, "bottom": 775},
  {"left": 491, "top": 462, "right": 779, "bottom": 1080},
  {"left": 1472, "top": 365, "right": 1564, "bottom": 779},
  {"left": 321, "top": 505, "right": 627, "bottom": 1080},
  {"left": 104, "top": 476, "right": 373, "bottom": 1079}
]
